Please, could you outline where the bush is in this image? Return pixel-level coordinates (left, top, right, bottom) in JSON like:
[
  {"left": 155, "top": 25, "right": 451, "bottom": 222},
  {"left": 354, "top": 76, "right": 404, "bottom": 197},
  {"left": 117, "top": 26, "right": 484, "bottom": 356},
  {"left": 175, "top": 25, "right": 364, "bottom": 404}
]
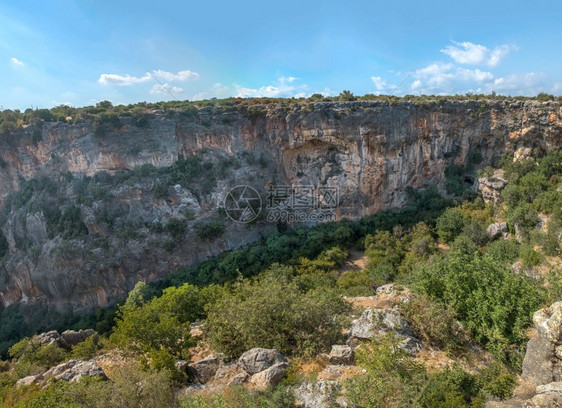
[
  {"left": 206, "top": 271, "right": 350, "bottom": 357},
  {"left": 400, "top": 294, "right": 469, "bottom": 354},
  {"left": 346, "top": 335, "right": 427, "bottom": 408},
  {"left": 182, "top": 385, "right": 295, "bottom": 408},
  {"left": 412, "top": 239, "right": 543, "bottom": 364},
  {"left": 436, "top": 208, "right": 467, "bottom": 243},
  {"left": 194, "top": 221, "right": 225, "bottom": 239}
]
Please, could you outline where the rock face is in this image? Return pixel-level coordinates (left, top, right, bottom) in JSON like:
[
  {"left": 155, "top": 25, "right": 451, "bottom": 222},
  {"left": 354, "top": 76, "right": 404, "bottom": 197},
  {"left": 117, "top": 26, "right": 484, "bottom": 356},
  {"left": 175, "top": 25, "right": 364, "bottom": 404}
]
[
  {"left": 295, "top": 381, "right": 339, "bottom": 408},
  {"left": 478, "top": 169, "right": 508, "bottom": 203},
  {"left": 487, "top": 222, "right": 508, "bottom": 239},
  {"left": 489, "top": 302, "right": 562, "bottom": 407},
  {"left": 327, "top": 345, "right": 354, "bottom": 365},
  {"left": 34, "top": 329, "right": 97, "bottom": 348},
  {"left": 248, "top": 362, "right": 289, "bottom": 388},
  {"left": 188, "top": 354, "right": 223, "bottom": 384},
  {"left": 0, "top": 100, "right": 561, "bottom": 313},
  {"left": 238, "top": 348, "right": 287, "bottom": 375},
  {"left": 348, "top": 307, "right": 422, "bottom": 353},
  {"left": 18, "top": 359, "right": 107, "bottom": 386}
]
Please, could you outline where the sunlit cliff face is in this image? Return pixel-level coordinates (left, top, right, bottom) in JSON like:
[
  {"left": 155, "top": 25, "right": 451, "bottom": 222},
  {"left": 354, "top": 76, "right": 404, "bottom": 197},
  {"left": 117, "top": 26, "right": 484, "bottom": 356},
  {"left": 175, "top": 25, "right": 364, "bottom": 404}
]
[{"left": 0, "top": 100, "right": 560, "bottom": 312}]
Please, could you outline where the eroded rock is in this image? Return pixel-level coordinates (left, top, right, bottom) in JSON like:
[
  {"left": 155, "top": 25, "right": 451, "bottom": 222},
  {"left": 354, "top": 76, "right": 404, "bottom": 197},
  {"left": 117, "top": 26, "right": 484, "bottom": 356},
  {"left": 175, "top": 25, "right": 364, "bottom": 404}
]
[
  {"left": 238, "top": 348, "right": 287, "bottom": 375},
  {"left": 249, "top": 362, "right": 289, "bottom": 388}
]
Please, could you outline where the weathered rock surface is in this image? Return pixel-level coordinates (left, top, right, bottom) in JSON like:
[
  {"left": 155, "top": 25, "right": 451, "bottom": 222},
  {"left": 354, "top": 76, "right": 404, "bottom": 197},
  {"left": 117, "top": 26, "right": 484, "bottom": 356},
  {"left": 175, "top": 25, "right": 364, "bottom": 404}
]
[
  {"left": 189, "top": 354, "right": 223, "bottom": 384},
  {"left": 294, "top": 381, "right": 339, "bottom": 408},
  {"left": 42, "top": 359, "right": 106, "bottom": 383},
  {"left": 488, "top": 302, "right": 562, "bottom": 407},
  {"left": 487, "top": 222, "right": 508, "bottom": 239},
  {"left": 327, "top": 345, "right": 354, "bottom": 365},
  {"left": 478, "top": 169, "right": 508, "bottom": 203},
  {"left": 348, "top": 307, "right": 422, "bottom": 353},
  {"left": 61, "top": 329, "right": 98, "bottom": 346},
  {"left": 238, "top": 348, "right": 287, "bottom": 375},
  {"left": 0, "top": 100, "right": 561, "bottom": 313},
  {"left": 249, "top": 362, "right": 289, "bottom": 388}
]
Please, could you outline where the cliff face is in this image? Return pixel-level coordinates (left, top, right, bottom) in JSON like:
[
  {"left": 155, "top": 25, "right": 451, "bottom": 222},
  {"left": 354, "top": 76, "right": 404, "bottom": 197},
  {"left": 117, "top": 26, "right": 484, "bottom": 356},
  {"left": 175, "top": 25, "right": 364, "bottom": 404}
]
[{"left": 0, "top": 100, "right": 561, "bottom": 313}]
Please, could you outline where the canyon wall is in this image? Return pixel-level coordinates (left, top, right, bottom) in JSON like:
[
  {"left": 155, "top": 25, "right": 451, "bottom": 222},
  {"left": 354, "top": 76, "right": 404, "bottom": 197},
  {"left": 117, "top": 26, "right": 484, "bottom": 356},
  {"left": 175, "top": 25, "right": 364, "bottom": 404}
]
[{"left": 0, "top": 100, "right": 560, "bottom": 313}]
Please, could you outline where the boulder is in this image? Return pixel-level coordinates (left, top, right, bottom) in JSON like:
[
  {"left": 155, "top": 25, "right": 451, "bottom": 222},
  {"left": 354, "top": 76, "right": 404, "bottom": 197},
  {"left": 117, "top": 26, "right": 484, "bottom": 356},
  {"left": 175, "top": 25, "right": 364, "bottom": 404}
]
[
  {"left": 189, "top": 354, "right": 222, "bottom": 384},
  {"left": 238, "top": 348, "right": 287, "bottom": 375},
  {"left": 349, "top": 307, "right": 422, "bottom": 354},
  {"left": 175, "top": 359, "right": 189, "bottom": 373},
  {"left": 228, "top": 373, "right": 249, "bottom": 385},
  {"left": 36, "top": 330, "right": 66, "bottom": 348},
  {"left": 327, "top": 345, "right": 354, "bottom": 365},
  {"left": 522, "top": 337, "right": 555, "bottom": 385},
  {"left": 294, "top": 381, "right": 339, "bottom": 408},
  {"left": 249, "top": 362, "right": 289, "bottom": 388},
  {"left": 44, "top": 360, "right": 106, "bottom": 383},
  {"left": 487, "top": 222, "right": 508, "bottom": 239},
  {"left": 15, "top": 374, "right": 43, "bottom": 388},
  {"left": 534, "top": 302, "right": 562, "bottom": 343},
  {"left": 60, "top": 329, "right": 98, "bottom": 347}
]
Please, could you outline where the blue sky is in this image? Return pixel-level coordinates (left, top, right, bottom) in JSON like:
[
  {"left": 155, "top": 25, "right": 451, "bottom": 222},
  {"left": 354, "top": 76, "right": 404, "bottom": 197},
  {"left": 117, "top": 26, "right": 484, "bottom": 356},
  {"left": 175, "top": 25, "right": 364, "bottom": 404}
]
[{"left": 1, "top": 0, "right": 561, "bottom": 109}]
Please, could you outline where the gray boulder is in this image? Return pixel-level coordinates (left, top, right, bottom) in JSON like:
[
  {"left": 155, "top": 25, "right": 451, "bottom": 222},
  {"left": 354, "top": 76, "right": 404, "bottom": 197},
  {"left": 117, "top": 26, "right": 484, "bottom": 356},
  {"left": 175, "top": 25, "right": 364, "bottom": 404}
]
[
  {"left": 487, "top": 222, "right": 508, "bottom": 239},
  {"left": 228, "top": 373, "right": 249, "bottom": 385},
  {"left": 61, "top": 329, "right": 98, "bottom": 347},
  {"left": 189, "top": 354, "right": 222, "bottom": 384},
  {"left": 36, "top": 330, "right": 66, "bottom": 347},
  {"left": 44, "top": 360, "right": 106, "bottom": 383},
  {"left": 249, "top": 362, "right": 289, "bottom": 388},
  {"left": 522, "top": 337, "right": 555, "bottom": 385},
  {"left": 15, "top": 374, "right": 43, "bottom": 388},
  {"left": 327, "top": 345, "right": 354, "bottom": 365},
  {"left": 294, "top": 381, "right": 339, "bottom": 408},
  {"left": 238, "top": 348, "right": 287, "bottom": 375},
  {"left": 349, "top": 308, "right": 422, "bottom": 354}
]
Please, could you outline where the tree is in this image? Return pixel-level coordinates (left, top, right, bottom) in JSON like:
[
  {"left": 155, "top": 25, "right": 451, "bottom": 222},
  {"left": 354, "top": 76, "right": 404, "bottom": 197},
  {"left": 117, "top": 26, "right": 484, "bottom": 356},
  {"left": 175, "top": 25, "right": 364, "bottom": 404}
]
[
  {"left": 206, "top": 271, "right": 350, "bottom": 357},
  {"left": 338, "top": 90, "right": 356, "bottom": 101}
]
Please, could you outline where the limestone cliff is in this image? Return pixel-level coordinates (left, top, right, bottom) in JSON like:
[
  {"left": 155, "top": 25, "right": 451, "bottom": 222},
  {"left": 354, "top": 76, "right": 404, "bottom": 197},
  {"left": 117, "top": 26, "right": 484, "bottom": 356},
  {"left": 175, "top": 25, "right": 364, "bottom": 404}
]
[{"left": 0, "top": 99, "right": 560, "bottom": 313}]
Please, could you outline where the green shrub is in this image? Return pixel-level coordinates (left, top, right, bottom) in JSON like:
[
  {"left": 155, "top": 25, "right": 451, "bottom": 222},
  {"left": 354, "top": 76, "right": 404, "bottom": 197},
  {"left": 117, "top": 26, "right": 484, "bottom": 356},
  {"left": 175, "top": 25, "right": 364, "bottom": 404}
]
[
  {"left": 194, "top": 220, "right": 225, "bottom": 239},
  {"left": 182, "top": 385, "right": 295, "bottom": 408},
  {"left": 206, "top": 271, "right": 350, "bottom": 357},
  {"left": 400, "top": 294, "right": 469, "bottom": 354},
  {"left": 436, "top": 208, "right": 467, "bottom": 243},
  {"left": 346, "top": 335, "right": 426, "bottom": 408},
  {"left": 412, "top": 236, "right": 543, "bottom": 364}
]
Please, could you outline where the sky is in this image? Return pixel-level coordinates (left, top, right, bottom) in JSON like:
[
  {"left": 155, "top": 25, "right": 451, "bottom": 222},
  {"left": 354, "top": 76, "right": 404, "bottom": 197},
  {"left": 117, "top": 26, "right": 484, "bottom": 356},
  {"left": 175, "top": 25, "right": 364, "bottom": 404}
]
[{"left": 1, "top": 0, "right": 561, "bottom": 109}]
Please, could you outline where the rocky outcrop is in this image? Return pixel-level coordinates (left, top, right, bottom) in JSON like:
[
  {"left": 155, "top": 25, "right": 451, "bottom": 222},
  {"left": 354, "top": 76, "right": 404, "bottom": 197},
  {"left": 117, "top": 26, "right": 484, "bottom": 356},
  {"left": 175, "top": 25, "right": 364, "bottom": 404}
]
[
  {"left": 188, "top": 354, "right": 223, "bottom": 384},
  {"left": 238, "top": 348, "right": 287, "bottom": 375},
  {"left": 487, "top": 222, "right": 508, "bottom": 239},
  {"left": 327, "top": 345, "right": 354, "bottom": 365},
  {"left": 34, "top": 329, "right": 98, "bottom": 348},
  {"left": 348, "top": 307, "right": 422, "bottom": 354},
  {"left": 248, "top": 362, "right": 289, "bottom": 388},
  {"left": 0, "top": 100, "right": 560, "bottom": 313},
  {"left": 17, "top": 359, "right": 106, "bottom": 387},
  {"left": 295, "top": 381, "right": 341, "bottom": 408},
  {"left": 488, "top": 302, "right": 562, "bottom": 407},
  {"left": 478, "top": 169, "right": 508, "bottom": 203}
]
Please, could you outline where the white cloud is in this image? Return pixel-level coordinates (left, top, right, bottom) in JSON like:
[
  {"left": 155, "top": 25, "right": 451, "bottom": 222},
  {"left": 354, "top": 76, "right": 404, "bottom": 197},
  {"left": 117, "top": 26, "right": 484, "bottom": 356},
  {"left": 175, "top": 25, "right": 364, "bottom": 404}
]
[
  {"left": 149, "top": 83, "right": 184, "bottom": 96},
  {"left": 408, "top": 63, "right": 495, "bottom": 94},
  {"left": 235, "top": 76, "right": 309, "bottom": 98},
  {"left": 10, "top": 57, "right": 24, "bottom": 67},
  {"left": 152, "top": 69, "right": 199, "bottom": 82},
  {"left": 371, "top": 76, "right": 390, "bottom": 91},
  {"left": 441, "top": 41, "right": 515, "bottom": 67},
  {"left": 98, "top": 69, "right": 200, "bottom": 86},
  {"left": 191, "top": 78, "right": 334, "bottom": 101}
]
